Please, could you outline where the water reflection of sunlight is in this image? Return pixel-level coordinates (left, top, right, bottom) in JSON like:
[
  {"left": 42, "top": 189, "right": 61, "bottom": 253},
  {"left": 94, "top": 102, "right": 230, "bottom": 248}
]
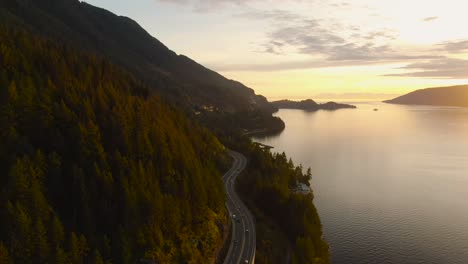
[{"left": 252, "top": 102, "right": 468, "bottom": 264}]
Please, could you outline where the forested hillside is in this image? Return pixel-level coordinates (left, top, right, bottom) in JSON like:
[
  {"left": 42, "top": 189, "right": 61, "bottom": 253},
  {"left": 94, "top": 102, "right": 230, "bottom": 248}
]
[
  {"left": 0, "top": 24, "right": 228, "bottom": 263},
  {"left": 0, "top": 1, "right": 330, "bottom": 263},
  {"left": 0, "top": 0, "right": 282, "bottom": 134},
  {"left": 384, "top": 85, "right": 468, "bottom": 107},
  {"left": 227, "top": 137, "right": 329, "bottom": 264}
]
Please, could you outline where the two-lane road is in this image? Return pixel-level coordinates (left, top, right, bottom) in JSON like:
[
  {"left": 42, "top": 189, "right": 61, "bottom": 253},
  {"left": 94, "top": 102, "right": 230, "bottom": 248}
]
[{"left": 223, "top": 151, "right": 256, "bottom": 264}]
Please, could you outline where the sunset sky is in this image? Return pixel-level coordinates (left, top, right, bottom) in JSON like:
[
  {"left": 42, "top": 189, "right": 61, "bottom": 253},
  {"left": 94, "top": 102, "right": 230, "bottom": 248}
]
[{"left": 86, "top": 0, "right": 468, "bottom": 101}]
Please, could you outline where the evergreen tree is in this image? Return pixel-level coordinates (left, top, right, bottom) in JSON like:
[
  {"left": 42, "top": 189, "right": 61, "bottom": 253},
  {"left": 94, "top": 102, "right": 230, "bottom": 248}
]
[
  {"left": 0, "top": 242, "right": 12, "bottom": 264},
  {"left": 0, "top": 23, "right": 227, "bottom": 263}
]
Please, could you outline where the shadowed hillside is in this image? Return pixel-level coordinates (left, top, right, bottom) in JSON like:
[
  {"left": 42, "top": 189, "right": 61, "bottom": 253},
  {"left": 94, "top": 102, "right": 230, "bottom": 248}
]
[
  {"left": 0, "top": 23, "right": 229, "bottom": 263},
  {"left": 0, "top": 0, "right": 282, "bottom": 133},
  {"left": 384, "top": 85, "right": 468, "bottom": 107}
]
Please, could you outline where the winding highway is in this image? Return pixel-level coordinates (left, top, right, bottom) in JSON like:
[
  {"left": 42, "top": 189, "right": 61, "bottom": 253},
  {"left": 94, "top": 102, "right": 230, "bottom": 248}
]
[{"left": 223, "top": 151, "right": 256, "bottom": 264}]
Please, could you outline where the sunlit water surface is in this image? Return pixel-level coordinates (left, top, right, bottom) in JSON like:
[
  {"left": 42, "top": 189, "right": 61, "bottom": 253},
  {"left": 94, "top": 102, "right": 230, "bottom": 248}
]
[{"left": 253, "top": 102, "right": 468, "bottom": 264}]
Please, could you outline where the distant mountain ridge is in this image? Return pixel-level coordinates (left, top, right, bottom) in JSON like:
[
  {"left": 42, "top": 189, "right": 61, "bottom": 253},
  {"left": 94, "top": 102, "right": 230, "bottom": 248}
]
[
  {"left": 0, "top": 0, "right": 276, "bottom": 116},
  {"left": 384, "top": 85, "right": 468, "bottom": 107},
  {"left": 272, "top": 99, "right": 356, "bottom": 111}
]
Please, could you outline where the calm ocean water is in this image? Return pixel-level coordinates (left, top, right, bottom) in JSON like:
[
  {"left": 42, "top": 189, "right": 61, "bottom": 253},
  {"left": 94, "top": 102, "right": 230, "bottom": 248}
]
[{"left": 253, "top": 102, "right": 468, "bottom": 264}]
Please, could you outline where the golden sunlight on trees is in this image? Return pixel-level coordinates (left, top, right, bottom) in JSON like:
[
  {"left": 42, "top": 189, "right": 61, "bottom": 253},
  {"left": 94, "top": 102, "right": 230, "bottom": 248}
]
[{"left": 0, "top": 24, "right": 227, "bottom": 263}]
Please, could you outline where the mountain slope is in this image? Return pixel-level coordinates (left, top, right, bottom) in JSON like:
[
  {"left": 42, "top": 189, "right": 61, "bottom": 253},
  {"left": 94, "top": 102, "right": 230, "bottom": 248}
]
[
  {"left": 0, "top": 0, "right": 277, "bottom": 123},
  {"left": 384, "top": 85, "right": 468, "bottom": 107},
  {"left": 0, "top": 1, "right": 328, "bottom": 263},
  {"left": 0, "top": 23, "right": 228, "bottom": 264}
]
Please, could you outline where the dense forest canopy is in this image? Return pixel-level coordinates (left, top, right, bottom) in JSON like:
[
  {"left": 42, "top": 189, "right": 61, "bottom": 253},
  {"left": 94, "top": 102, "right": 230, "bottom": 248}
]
[
  {"left": 0, "top": 0, "right": 281, "bottom": 133},
  {"left": 234, "top": 141, "right": 330, "bottom": 264},
  {"left": 0, "top": 1, "right": 330, "bottom": 263},
  {"left": 0, "top": 24, "right": 228, "bottom": 263}
]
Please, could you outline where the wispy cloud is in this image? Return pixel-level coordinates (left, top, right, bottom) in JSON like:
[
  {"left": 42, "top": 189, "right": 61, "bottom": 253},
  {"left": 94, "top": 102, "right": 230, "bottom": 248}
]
[
  {"left": 158, "top": 0, "right": 252, "bottom": 5},
  {"left": 157, "top": 0, "right": 466, "bottom": 80},
  {"left": 156, "top": 0, "right": 356, "bottom": 12},
  {"left": 386, "top": 40, "right": 468, "bottom": 78},
  {"left": 385, "top": 58, "right": 468, "bottom": 79},
  {"left": 438, "top": 39, "right": 468, "bottom": 53},
  {"left": 313, "top": 92, "right": 400, "bottom": 100},
  {"left": 218, "top": 9, "right": 443, "bottom": 72},
  {"left": 239, "top": 7, "right": 450, "bottom": 67},
  {"left": 156, "top": 0, "right": 305, "bottom": 12},
  {"left": 236, "top": 9, "right": 302, "bottom": 22},
  {"left": 422, "top": 16, "right": 439, "bottom": 22},
  {"left": 157, "top": 0, "right": 250, "bottom": 12},
  {"left": 209, "top": 54, "right": 442, "bottom": 72}
]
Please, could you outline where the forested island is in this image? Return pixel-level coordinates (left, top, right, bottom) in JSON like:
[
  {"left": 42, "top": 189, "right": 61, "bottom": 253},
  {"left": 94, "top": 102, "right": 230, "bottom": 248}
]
[
  {"left": 272, "top": 99, "right": 356, "bottom": 111},
  {"left": 0, "top": 0, "right": 328, "bottom": 263},
  {"left": 384, "top": 85, "right": 468, "bottom": 107}
]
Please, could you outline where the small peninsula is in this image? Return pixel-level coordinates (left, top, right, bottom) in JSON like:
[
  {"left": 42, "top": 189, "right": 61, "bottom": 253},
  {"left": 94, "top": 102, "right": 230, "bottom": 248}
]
[
  {"left": 272, "top": 99, "right": 357, "bottom": 111},
  {"left": 384, "top": 85, "right": 468, "bottom": 107}
]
